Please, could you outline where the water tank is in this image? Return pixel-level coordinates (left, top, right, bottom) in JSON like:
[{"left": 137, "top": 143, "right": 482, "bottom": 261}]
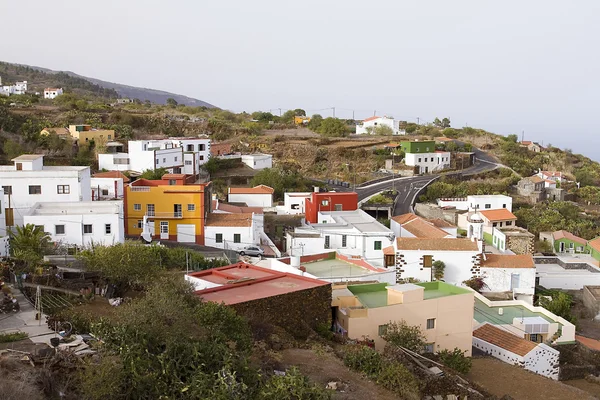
[
  {"left": 291, "top": 256, "right": 301, "bottom": 268},
  {"left": 498, "top": 308, "right": 504, "bottom": 316}
]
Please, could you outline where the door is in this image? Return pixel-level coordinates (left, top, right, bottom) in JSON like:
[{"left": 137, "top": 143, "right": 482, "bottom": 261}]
[
  {"left": 177, "top": 224, "right": 195, "bottom": 243},
  {"left": 174, "top": 204, "right": 182, "bottom": 218},
  {"left": 160, "top": 221, "right": 169, "bottom": 240},
  {"left": 511, "top": 273, "right": 520, "bottom": 290},
  {"left": 559, "top": 242, "right": 565, "bottom": 252}
]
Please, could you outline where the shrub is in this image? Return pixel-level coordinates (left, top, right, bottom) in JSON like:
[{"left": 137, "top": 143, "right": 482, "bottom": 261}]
[
  {"left": 377, "top": 362, "right": 420, "bottom": 400},
  {"left": 0, "top": 332, "right": 28, "bottom": 343},
  {"left": 438, "top": 348, "right": 472, "bottom": 373},
  {"left": 463, "top": 276, "right": 487, "bottom": 293},
  {"left": 258, "top": 367, "right": 331, "bottom": 400},
  {"left": 343, "top": 345, "right": 382, "bottom": 377},
  {"left": 381, "top": 320, "right": 426, "bottom": 353}
]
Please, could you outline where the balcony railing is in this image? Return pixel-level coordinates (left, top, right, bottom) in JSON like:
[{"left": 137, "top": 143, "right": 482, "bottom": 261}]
[
  {"left": 145, "top": 212, "right": 183, "bottom": 219},
  {"left": 130, "top": 187, "right": 150, "bottom": 192}
]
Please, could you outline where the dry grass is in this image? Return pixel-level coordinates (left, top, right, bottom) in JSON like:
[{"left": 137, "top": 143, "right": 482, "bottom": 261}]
[{"left": 0, "top": 358, "right": 44, "bottom": 400}]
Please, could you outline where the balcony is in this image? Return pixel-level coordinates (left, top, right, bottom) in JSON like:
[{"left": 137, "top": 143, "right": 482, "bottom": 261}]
[
  {"left": 130, "top": 186, "right": 150, "bottom": 192},
  {"left": 145, "top": 212, "right": 183, "bottom": 219}
]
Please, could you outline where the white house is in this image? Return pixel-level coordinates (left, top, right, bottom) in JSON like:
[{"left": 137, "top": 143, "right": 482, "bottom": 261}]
[
  {"left": 355, "top": 116, "right": 406, "bottom": 135},
  {"left": 0, "top": 155, "right": 91, "bottom": 227},
  {"left": 91, "top": 171, "right": 128, "bottom": 200},
  {"left": 14, "top": 81, "right": 27, "bottom": 95},
  {"left": 536, "top": 170, "right": 562, "bottom": 185},
  {"left": 286, "top": 210, "right": 394, "bottom": 266},
  {"left": 390, "top": 213, "right": 454, "bottom": 239},
  {"left": 480, "top": 254, "right": 536, "bottom": 304},
  {"left": 204, "top": 212, "right": 262, "bottom": 251},
  {"left": 0, "top": 187, "right": 8, "bottom": 257},
  {"left": 438, "top": 195, "right": 513, "bottom": 213},
  {"left": 280, "top": 192, "right": 312, "bottom": 215},
  {"left": 404, "top": 151, "right": 450, "bottom": 174},
  {"left": 98, "top": 138, "right": 211, "bottom": 175},
  {"left": 44, "top": 88, "right": 64, "bottom": 99},
  {"left": 241, "top": 153, "right": 272, "bottom": 170},
  {"left": 388, "top": 237, "right": 482, "bottom": 284},
  {"left": 473, "top": 323, "right": 560, "bottom": 380},
  {"left": 23, "top": 201, "right": 124, "bottom": 247},
  {"left": 227, "top": 185, "right": 274, "bottom": 208}
]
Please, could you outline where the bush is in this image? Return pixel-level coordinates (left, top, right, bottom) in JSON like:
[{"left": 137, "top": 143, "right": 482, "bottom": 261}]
[
  {"left": 258, "top": 367, "right": 332, "bottom": 400},
  {"left": 381, "top": 320, "right": 426, "bottom": 353},
  {"left": 0, "top": 332, "right": 28, "bottom": 343},
  {"left": 377, "top": 362, "right": 420, "bottom": 400},
  {"left": 438, "top": 348, "right": 472, "bottom": 373},
  {"left": 343, "top": 345, "right": 382, "bottom": 377}
]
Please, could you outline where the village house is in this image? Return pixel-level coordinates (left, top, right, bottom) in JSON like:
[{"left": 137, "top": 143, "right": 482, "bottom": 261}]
[
  {"left": 227, "top": 185, "right": 274, "bottom": 208},
  {"left": 478, "top": 209, "right": 517, "bottom": 230},
  {"left": 279, "top": 192, "right": 312, "bottom": 215},
  {"left": 204, "top": 213, "right": 262, "bottom": 252},
  {"left": 23, "top": 201, "right": 124, "bottom": 248},
  {"left": 479, "top": 254, "right": 536, "bottom": 303},
  {"left": 400, "top": 140, "right": 450, "bottom": 174},
  {"left": 0, "top": 155, "right": 91, "bottom": 228},
  {"left": 68, "top": 124, "right": 115, "bottom": 146},
  {"left": 536, "top": 170, "right": 563, "bottom": 184},
  {"left": 438, "top": 194, "right": 513, "bottom": 213},
  {"left": 304, "top": 191, "right": 358, "bottom": 223},
  {"left": 90, "top": 171, "right": 129, "bottom": 200},
  {"left": 124, "top": 175, "right": 210, "bottom": 244},
  {"left": 519, "top": 141, "right": 543, "bottom": 152},
  {"left": 587, "top": 237, "right": 600, "bottom": 262},
  {"left": 355, "top": 116, "right": 406, "bottom": 135},
  {"left": 40, "top": 127, "right": 70, "bottom": 138},
  {"left": 43, "top": 88, "right": 63, "bottom": 99},
  {"left": 536, "top": 255, "right": 600, "bottom": 290},
  {"left": 241, "top": 153, "right": 272, "bottom": 170},
  {"left": 210, "top": 142, "right": 232, "bottom": 156},
  {"left": 539, "top": 230, "right": 588, "bottom": 254},
  {"left": 390, "top": 213, "right": 454, "bottom": 239},
  {"left": 491, "top": 227, "right": 535, "bottom": 255},
  {"left": 332, "top": 281, "right": 474, "bottom": 353}
]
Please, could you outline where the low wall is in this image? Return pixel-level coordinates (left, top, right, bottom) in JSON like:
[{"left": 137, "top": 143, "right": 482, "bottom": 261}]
[
  {"left": 583, "top": 286, "right": 600, "bottom": 318},
  {"left": 534, "top": 256, "right": 599, "bottom": 272},
  {"left": 414, "top": 203, "right": 459, "bottom": 225}
]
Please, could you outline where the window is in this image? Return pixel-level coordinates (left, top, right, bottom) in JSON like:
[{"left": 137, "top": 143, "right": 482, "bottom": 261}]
[
  {"left": 187, "top": 204, "right": 195, "bottom": 211},
  {"left": 198, "top": 144, "right": 205, "bottom": 151},
  {"left": 506, "top": 221, "right": 513, "bottom": 226},
  {"left": 83, "top": 224, "right": 93, "bottom": 234},
  {"left": 426, "top": 318, "right": 436, "bottom": 329},
  {"left": 102, "top": 189, "right": 109, "bottom": 196},
  {"left": 134, "top": 204, "right": 141, "bottom": 211},
  {"left": 335, "top": 204, "right": 343, "bottom": 211},
  {"left": 108, "top": 135, "right": 112, "bottom": 140},
  {"left": 233, "top": 234, "right": 241, "bottom": 243},
  {"left": 529, "top": 334, "right": 539, "bottom": 342},
  {"left": 502, "top": 204, "right": 507, "bottom": 208},
  {"left": 163, "top": 158, "right": 166, "bottom": 163},
  {"left": 2, "top": 186, "right": 11, "bottom": 195},
  {"left": 418, "top": 158, "right": 422, "bottom": 162},
  {"left": 57, "top": 185, "right": 70, "bottom": 194},
  {"left": 185, "top": 160, "right": 192, "bottom": 165},
  {"left": 28, "top": 185, "right": 42, "bottom": 195},
  {"left": 199, "top": 155, "right": 204, "bottom": 160},
  {"left": 325, "top": 236, "right": 330, "bottom": 249},
  {"left": 492, "top": 222, "right": 498, "bottom": 227},
  {"left": 174, "top": 204, "right": 182, "bottom": 217},
  {"left": 216, "top": 233, "right": 223, "bottom": 243},
  {"left": 374, "top": 241, "right": 382, "bottom": 250},
  {"left": 156, "top": 158, "right": 159, "bottom": 164},
  {"left": 378, "top": 324, "right": 388, "bottom": 337},
  {"left": 105, "top": 224, "right": 111, "bottom": 234},
  {"left": 174, "top": 156, "right": 178, "bottom": 162},
  {"left": 342, "top": 235, "right": 347, "bottom": 247},
  {"left": 423, "top": 255, "right": 433, "bottom": 268},
  {"left": 321, "top": 200, "right": 329, "bottom": 206},
  {"left": 147, "top": 204, "right": 155, "bottom": 216},
  {"left": 485, "top": 204, "right": 491, "bottom": 209},
  {"left": 55, "top": 225, "right": 65, "bottom": 235},
  {"left": 424, "top": 343, "right": 434, "bottom": 353},
  {"left": 385, "top": 254, "right": 395, "bottom": 267},
  {"left": 136, "top": 220, "right": 143, "bottom": 229},
  {"left": 168, "top": 179, "right": 177, "bottom": 185},
  {"left": 569, "top": 242, "right": 574, "bottom": 249},
  {"left": 187, "top": 144, "right": 194, "bottom": 151}
]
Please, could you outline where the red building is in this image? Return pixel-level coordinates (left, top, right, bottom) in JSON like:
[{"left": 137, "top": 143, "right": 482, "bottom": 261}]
[{"left": 305, "top": 192, "right": 358, "bottom": 223}]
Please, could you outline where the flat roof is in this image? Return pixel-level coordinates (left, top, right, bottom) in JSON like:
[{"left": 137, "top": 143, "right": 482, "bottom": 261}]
[
  {"left": 302, "top": 258, "right": 372, "bottom": 278},
  {"left": 11, "top": 154, "right": 43, "bottom": 161},
  {"left": 29, "top": 201, "right": 121, "bottom": 215},
  {"left": 474, "top": 298, "right": 555, "bottom": 325},
  {"left": 321, "top": 210, "right": 390, "bottom": 233},
  {"left": 192, "top": 263, "right": 329, "bottom": 305}
]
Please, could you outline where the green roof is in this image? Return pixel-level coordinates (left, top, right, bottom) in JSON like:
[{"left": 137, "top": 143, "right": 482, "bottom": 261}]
[
  {"left": 347, "top": 281, "right": 470, "bottom": 308},
  {"left": 474, "top": 298, "right": 557, "bottom": 326}
]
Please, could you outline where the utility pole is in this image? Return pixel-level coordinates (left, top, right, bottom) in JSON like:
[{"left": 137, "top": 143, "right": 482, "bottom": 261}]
[
  {"left": 416, "top": 117, "right": 420, "bottom": 125},
  {"left": 332, "top": 107, "right": 336, "bottom": 118},
  {"left": 374, "top": 110, "right": 377, "bottom": 117},
  {"left": 521, "top": 130, "right": 524, "bottom": 142},
  {"left": 278, "top": 108, "right": 282, "bottom": 116},
  {"left": 352, "top": 110, "right": 355, "bottom": 120}
]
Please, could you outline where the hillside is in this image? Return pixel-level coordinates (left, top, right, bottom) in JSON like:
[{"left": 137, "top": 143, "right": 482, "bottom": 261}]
[{"left": 0, "top": 61, "right": 216, "bottom": 107}]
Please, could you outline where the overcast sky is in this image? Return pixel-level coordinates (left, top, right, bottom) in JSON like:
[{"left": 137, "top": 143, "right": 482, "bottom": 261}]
[{"left": 2, "top": 1, "right": 600, "bottom": 159}]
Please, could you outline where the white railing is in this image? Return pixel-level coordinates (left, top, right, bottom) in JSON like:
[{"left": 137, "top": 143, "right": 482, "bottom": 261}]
[{"left": 130, "top": 187, "right": 150, "bottom": 192}]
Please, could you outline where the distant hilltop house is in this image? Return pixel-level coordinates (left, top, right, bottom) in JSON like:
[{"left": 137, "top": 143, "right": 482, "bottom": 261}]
[
  {"left": 116, "top": 98, "right": 133, "bottom": 104},
  {"left": 520, "top": 141, "right": 543, "bottom": 152},
  {"left": 356, "top": 116, "right": 406, "bottom": 135},
  {"left": 40, "top": 127, "right": 70, "bottom": 138},
  {"left": 294, "top": 115, "right": 310, "bottom": 125},
  {"left": 401, "top": 140, "right": 450, "bottom": 174},
  {"left": 0, "top": 80, "right": 27, "bottom": 96},
  {"left": 44, "top": 88, "right": 63, "bottom": 99},
  {"left": 517, "top": 175, "right": 565, "bottom": 203},
  {"left": 68, "top": 124, "right": 115, "bottom": 146}
]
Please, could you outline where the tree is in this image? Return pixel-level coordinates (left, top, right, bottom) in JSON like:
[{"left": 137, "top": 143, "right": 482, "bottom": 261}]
[
  {"left": 432, "top": 260, "right": 445, "bottom": 281},
  {"left": 381, "top": 320, "right": 426, "bottom": 353},
  {"left": 250, "top": 167, "right": 311, "bottom": 200},
  {"left": 307, "top": 114, "right": 323, "bottom": 131},
  {"left": 317, "top": 117, "right": 347, "bottom": 137},
  {"left": 293, "top": 108, "right": 306, "bottom": 117},
  {"left": 506, "top": 134, "right": 518, "bottom": 143},
  {"left": 441, "top": 117, "right": 451, "bottom": 128},
  {"left": 166, "top": 97, "right": 178, "bottom": 107},
  {"left": 3, "top": 139, "right": 24, "bottom": 159},
  {"left": 9, "top": 224, "right": 52, "bottom": 267},
  {"left": 539, "top": 291, "right": 576, "bottom": 324},
  {"left": 139, "top": 167, "right": 168, "bottom": 180},
  {"left": 438, "top": 348, "right": 472, "bottom": 373},
  {"left": 251, "top": 111, "right": 275, "bottom": 123},
  {"left": 433, "top": 117, "right": 442, "bottom": 128},
  {"left": 366, "top": 125, "right": 394, "bottom": 135},
  {"left": 463, "top": 276, "right": 487, "bottom": 293}
]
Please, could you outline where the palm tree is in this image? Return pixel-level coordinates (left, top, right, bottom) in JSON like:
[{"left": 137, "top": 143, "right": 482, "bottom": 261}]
[{"left": 9, "top": 224, "right": 52, "bottom": 265}]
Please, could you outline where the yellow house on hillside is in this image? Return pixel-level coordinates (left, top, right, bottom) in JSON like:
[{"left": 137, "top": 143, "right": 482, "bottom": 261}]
[
  {"left": 68, "top": 124, "right": 115, "bottom": 146},
  {"left": 294, "top": 116, "right": 311, "bottom": 125},
  {"left": 125, "top": 175, "right": 211, "bottom": 244},
  {"left": 40, "top": 127, "right": 71, "bottom": 138}
]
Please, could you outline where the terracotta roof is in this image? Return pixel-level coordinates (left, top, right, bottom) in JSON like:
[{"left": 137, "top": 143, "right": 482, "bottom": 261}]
[
  {"left": 92, "top": 171, "right": 130, "bottom": 183},
  {"left": 391, "top": 213, "right": 419, "bottom": 224},
  {"left": 162, "top": 174, "right": 186, "bottom": 180},
  {"left": 552, "top": 230, "right": 586, "bottom": 245},
  {"left": 205, "top": 213, "right": 253, "bottom": 227},
  {"left": 216, "top": 202, "right": 264, "bottom": 215},
  {"left": 541, "top": 171, "right": 561, "bottom": 178},
  {"left": 479, "top": 209, "right": 517, "bottom": 222},
  {"left": 480, "top": 254, "right": 534, "bottom": 269},
  {"left": 521, "top": 141, "right": 533, "bottom": 145},
  {"left": 229, "top": 185, "right": 274, "bottom": 195},
  {"left": 392, "top": 213, "right": 449, "bottom": 238},
  {"left": 427, "top": 218, "right": 455, "bottom": 228},
  {"left": 395, "top": 238, "right": 479, "bottom": 251},
  {"left": 588, "top": 237, "right": 600, "bottom": 253},
  {"left": 363, "top": 116, "right": 381, "bottom": 122},
  {"left": 383, "top": 246, "right": 395, "bottom": 255},
  {"left": 525, "top": 176, "right": 544, "bottom": 184},
  {"left": 473, "top": 323, "right": 537, "bottom": 357}
]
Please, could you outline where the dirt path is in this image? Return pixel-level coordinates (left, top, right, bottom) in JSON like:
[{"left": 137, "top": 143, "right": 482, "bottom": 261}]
[
  {"left": 467, "top": 357, "right": 596, "bottom": 400},
  {"left": 280, "top": 348, "right": 400, "bottom": 400}
]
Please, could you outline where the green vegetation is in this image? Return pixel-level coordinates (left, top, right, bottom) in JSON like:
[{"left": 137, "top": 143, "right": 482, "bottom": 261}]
[
  {"left": 366, "top": 193, "right": 393, "bottom": 205},
  {"left": 432, "top": 260, "right": 445, "bottom": 281},
  {"left": 538, "top": 290, "right": 576, "bottom": 325},
  {"left": 433, "top": 117, "right": 451, "bottom": 128},
  {"left": 139, "top": 167, "right": 168, "bottom": 180},
  {"left": 365, "top": 124, "right": 393, "bottom": 135},
  {"left": 381, "top": 320, "right": 426, "bottom": 353},
  {"left": 419, "top": 171, "right": 518, "bottom": 202},
  {"left": 438, "top": 348, "right": 472, "bottom": 374},
  {"left": 9, "top": 224, "right": 52, "bottom": 268},
  {"left": 0, "top": 332, "right": 28, "bottom": 343},
  {"left": 463, "top": 276, "right": 487, "bottom": 293},
  {"left": 258, "top": 367, "right": 331, "bottom": 400},
  {"left": 250, "top": 167, "right": 312, "bottom": 200},
  {"left": 514, "top": 201, "right": 600, "bottom": 239},
  {"left": 315, "top": 117, "right": 349, "bottom": 137}
]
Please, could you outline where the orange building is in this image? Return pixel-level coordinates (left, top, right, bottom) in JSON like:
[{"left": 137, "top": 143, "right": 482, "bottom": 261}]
[{"left": 124, "top": 174, "right": 211, "bottom": 244}]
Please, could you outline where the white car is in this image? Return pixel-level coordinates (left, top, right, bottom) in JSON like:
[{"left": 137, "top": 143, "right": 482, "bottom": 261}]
[{"left": 239, "top": 246, "right": 264, "bottom": 257}]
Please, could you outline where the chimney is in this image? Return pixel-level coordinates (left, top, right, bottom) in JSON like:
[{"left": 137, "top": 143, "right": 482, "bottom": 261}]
[{"left": 314, "top": 186, "right": 320, "bottom": 193}]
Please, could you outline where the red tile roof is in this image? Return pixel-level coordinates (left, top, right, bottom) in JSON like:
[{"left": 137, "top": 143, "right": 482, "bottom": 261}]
[
  {"left": 473, "top": 323, "right": 537, "bottom": 357},
  {"left": 479, "top": 209, "right": 517, "bottom": 222},
  {"left": 92, "top": 171, "right": 130, "bottom": 183},
  {"left": 215, "top": 202, "right": 264, "bottom": 214},
  {"left": 191, "top": 263, "right": 329, "bottom": 305},
  {"left": 588, "top": 237, "right": 600, "bottom": 253},
  {"left": 229, "top": 185, "right": 274, "bottom": 195},
  {"left": 362, "top": 116, "right": 380, "bottom": 122},
  {"left": 396, "top": 238, "right": 479, "bottom": 251},
  {"left": 392, "top": 213, "right": 449, "bottom": 239},
  {"left": 206, "top": 213, "right": 254, "bottom": 227},
  {"left": 427, "top": 218, "right": 455, "bottom": 228},
  {"left": 480, "top": 254, "right": 534, "bottom": 269},
  {"left": 552, "top": 230, "right": 587, "bottom": 245}
]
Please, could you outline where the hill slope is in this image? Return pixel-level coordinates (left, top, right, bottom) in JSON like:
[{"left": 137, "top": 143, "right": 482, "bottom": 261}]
[{"left": 0, "top": 61, "right": 216, "bottom": 107}]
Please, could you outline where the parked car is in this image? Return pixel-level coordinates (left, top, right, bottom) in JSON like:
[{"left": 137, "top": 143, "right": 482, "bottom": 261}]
[{"left": 239, "top": 246, "right": 264, "bottom": 257}]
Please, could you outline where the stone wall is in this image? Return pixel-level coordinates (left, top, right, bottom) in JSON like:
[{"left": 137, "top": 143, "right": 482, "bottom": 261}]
[
  {"left": 231, "top": 284, "right": 332, "bottom": 339},
  {"left": 506, "top": 234, "right": 535, "bottom": 255},
  {"left": 414, "top": 203, "right": 459, "bottom": 225},
  {"left": 534, "top": 256, "right": 599, "bottom": 272},
  {"left": 583, "top": 286, "right": 600, "bottom": 317}
]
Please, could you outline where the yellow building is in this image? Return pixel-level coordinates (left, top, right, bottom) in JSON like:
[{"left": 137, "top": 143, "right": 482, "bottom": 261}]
[
  {"left": 125, "top": 175, "right": 211, "bottom": 244},
  {"left": 68, "top": 124, "right": 115, "bottom": 146},
  {"left": 294, "top": 116, "right": 311, "bottom": 125},
  {"left": 332, "top": 281, "right": 474, "bottom": 355}
]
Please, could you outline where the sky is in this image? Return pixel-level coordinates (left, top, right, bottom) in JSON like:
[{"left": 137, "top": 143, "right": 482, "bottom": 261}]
[{"left": 2, "top": 1, "right": 600, "bottom": 159}]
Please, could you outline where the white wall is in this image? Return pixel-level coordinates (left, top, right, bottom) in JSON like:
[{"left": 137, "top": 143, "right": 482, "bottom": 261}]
[
  {"left": 228, "top": 193, "right": 273, "bottom": 207},
  {"left": 395, "top": 248, "right": 480, "bottom": 284},
  {"left": 205, "top": 225, "right": 257, "bottom": 251},
  {"left": 184, "top": 275, "right": 223, "bottom": 291},
  {"left": 0, "top": 187, "right": 6, "bottom": 237},
  {"left": 98, "top": 153, "right": 131, "bottom": 171},
  {"left": 90, "top": 177, "right": 124, "bottom": 200},
  {"left": 536, "top": 265, "right": 600, "bottom": 290},
  {"left": 468, "top": 195, "right": 513, "bottom": 212},
  {"left": 283, "top": 192, "right": 311, "bottom": 214},
  {"left": 437, "top": 198, "right": 469, "bottom": 210},
  {"left": 481, "top": 267, "right": 536, "bottom": 304},
  {"left": 286, "top": 233, "right": 326, "bottom": 257},
  {"left": 355, "top": 117, "right": 405, "bottom": 135},
  {"left": 0, "top": 237, "right": 8, "bottom": 257},
  {"left": 524, "top": 344, "right": 560, "bottom": 380},
  {"left": 405, "top": 152, "right": 450, "bottom": 173},
  {"left": 241, "top": 154, "right": 272, "bottom": 170},
  {"left": 472, "top": 336, "right": 525, "bottom": 365}
]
